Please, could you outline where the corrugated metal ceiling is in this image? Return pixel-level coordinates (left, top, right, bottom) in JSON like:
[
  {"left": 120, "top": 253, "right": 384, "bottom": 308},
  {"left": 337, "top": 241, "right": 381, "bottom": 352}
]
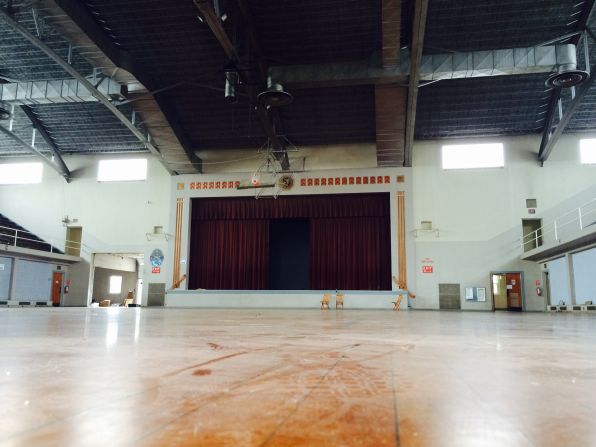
[{"left": 1, "top": 0, "right": 596, "bottom": 162}]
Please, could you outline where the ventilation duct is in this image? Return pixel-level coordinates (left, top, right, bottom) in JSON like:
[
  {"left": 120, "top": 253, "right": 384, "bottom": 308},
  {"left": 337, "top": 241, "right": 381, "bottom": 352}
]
[
  {"left": 420, "top": 44, "right": 582, "bottom": 82},
  {"left": 0, "top": 77, "right": 123, "bottom": 105},
  {"left": 269, "top": 44, "right": 585, "bottom": 87}
]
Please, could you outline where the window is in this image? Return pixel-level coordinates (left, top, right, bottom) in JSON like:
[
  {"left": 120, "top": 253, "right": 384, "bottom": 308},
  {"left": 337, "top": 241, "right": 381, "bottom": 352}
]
[
  {"left": 109, "top": 275, "right": 122, "bottom": 294},
  {"left": 441, "top": 143, "right": 504, "bottom": 170},
  {"left": 97, "top": 159, "right": 147, "bottom": 182},
  {"left": 0, "top": 162, "right": 43, "bottom": 185},
  {"left": 580, "top": 139, "right": 596, "bottom": 164}
]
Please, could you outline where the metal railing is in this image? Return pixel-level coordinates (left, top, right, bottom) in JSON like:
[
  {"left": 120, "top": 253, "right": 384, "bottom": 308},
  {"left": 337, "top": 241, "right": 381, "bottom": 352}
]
[
  {"left": 0, "top": 223, "right": 85, "bottom": 255},
  {"left": 519, "top": 197, "right": 596, "bottom": 253}
]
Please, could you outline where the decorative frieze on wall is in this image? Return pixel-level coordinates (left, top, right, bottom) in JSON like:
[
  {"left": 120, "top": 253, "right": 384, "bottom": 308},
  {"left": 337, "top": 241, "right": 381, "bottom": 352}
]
[
  {"left": 177, "top": 175, "right": 404, "bottom": 191},
  {"left": 299, "top": 175, "right": 392, "bottom": 187}
]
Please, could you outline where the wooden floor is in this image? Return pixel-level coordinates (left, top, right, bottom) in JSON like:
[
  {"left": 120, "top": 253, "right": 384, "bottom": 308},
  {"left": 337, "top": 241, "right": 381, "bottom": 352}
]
[{"left": 1, "top": 308, "right": 596, "bottom": 447}]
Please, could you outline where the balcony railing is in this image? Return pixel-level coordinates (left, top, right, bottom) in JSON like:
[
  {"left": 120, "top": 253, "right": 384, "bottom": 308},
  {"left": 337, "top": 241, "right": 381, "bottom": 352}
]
[
  {"left": 0, "top": 224, "right": 83, "bottom": 255},
  {"left": 520, "top": 197, "right": 596, "bottom": 253}
]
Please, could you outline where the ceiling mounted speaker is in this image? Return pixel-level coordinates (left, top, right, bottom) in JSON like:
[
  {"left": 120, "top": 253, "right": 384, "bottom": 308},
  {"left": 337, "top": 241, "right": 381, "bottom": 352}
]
[
  {"left": 546, "top": 69, "right": 589, "bottom": 88},
  {"left": 257, "top": 83, "right": 293, "bottom": 107}
]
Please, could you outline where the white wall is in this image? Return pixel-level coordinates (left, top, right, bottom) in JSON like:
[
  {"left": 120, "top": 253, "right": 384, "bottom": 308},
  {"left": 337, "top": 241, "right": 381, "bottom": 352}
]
[
  {"left": 411, "top": 134, "right": 596, "bottom": 311},
  {"left": 0, "top": 154, "right": 171, "bottom": 251},
  {"left": 412, "top": 135, "right": 596, "bottom": 242},
  {"left": 94, "top": 253, "right": 138, "bottom": 272},
  {"left": 0, "top": 154, "right": 171, "bottom": 306},
  {"left": 198, "top": 143, "right": 377, "bottom": 174},
  {"left": 1, "top": 134, "right": 594, "bottom": 310}
]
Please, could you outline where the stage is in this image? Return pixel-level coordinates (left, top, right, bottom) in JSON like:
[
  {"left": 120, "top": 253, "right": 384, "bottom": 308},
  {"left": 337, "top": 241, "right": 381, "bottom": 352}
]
[{"left": 164, "top": 290, "right": 409, "bottom": 309}]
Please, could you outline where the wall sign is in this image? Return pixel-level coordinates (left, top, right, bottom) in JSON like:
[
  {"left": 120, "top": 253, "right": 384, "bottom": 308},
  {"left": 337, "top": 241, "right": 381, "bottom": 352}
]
[
  {"left": 150, "top": 249, "right": 164, "bottom": 267},
  {"left": 152, "top": 267, "right": 161, "bottom": 274},
  {"left": 465, "top": 287, "right": 486, "bottom": 302},
  {"left": 422, "top": 265, "right": 433, "bottom": 273}
]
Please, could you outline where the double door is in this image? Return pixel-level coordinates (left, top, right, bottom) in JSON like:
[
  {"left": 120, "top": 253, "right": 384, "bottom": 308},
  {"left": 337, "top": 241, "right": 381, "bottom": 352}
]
[{"left": 492, "top": 272, "right": 523, "bottom": 311}]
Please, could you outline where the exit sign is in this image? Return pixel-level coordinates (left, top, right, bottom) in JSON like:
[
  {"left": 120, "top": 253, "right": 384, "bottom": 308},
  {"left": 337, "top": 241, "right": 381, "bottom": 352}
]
[{"left": 422, "top": 265, "right": 433, "bottom": 273}]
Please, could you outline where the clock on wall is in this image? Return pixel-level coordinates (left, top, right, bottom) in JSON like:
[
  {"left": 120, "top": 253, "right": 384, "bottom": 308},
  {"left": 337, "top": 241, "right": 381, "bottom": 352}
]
[{"left": 277, "top": 174, "right": 294, "bottom": 191}]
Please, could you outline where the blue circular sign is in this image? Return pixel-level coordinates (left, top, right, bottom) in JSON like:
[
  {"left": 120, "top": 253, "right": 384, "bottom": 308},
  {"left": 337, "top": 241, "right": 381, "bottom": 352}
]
[{"left": 150, "top": 249, "right": 164, "bottom": 267}]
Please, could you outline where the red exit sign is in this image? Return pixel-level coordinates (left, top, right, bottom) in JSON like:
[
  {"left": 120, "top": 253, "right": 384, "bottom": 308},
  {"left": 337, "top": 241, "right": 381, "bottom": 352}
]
[{"left": 422, "top": 265, "right": 434, "bottom": 273}]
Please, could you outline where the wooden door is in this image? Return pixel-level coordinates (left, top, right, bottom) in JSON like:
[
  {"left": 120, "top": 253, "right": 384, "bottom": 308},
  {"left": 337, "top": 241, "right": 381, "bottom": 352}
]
[
  {"left": 51, "top": 271, "right": 63, "bottom": 306},
  {"left": 492, "top": 274, "right": 508, "bottom": 310},
  {"left": 506, "top": 272, "right": 522, "bottom": 310},
  {"left": 65, "top": 227, "right": 82, "bottom": 256}
]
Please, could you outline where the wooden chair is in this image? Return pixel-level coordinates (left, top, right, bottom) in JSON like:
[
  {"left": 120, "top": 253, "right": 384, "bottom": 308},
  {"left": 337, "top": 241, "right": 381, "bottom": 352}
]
[
  {"left": 321, "top": 293, "right": 331, "bottom": 309},
  {"left": 336, "top": 293, "right": 344, "bottom": 309},
  {"left": 121, "top": 291, "right": 134, "bottom": 307},
  {"left": 392, "top": 276, "right": 416, "bottom": 311}
]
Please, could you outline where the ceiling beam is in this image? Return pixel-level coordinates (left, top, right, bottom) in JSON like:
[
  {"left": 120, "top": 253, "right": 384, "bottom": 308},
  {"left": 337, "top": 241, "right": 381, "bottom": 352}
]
[
  {"left": 0, "top": 7, "right": 178, "bottom": 176},
  {"left": 20, "top": 105, "right": 71, "bottom": 182},
  {"left": 40, "top": 0, "right": 202, "bottom": 174},
  {"left": 375, "top": 85, "right": 407, "bottom": 167},
  {"left": 234, "top": 0, "right": 289, "bottom": 171},
  {"left": 194, "top": 0, "right": 239, "bottom": 60},
  {"left": 538, "top": 0, "right": 596, "bottom": 164},
  {"left": 194, "top": 0, "right": 289, "bottom": 171},
  {"left": 382, "top": 0, "right": 401, "bottom": 68},
  {"left": 404, "top": 0, "right": 429, "bottom": 167},
  {"left": 0, "top": 123, "right": 71, "bottom": 181},
  {"left": 538, "top": 67, "right": 596, "bottom": 163},
  {"left": 235, "top": 0, "right": 268, "bottom": 81}
]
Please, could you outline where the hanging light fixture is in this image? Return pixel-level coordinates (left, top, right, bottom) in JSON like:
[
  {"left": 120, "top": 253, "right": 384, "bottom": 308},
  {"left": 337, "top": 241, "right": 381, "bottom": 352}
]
[
  {"left": 223, "top": 60, "right": 239, "bottom": 104},
  {"left": 257, "top": 82, "right": 293, "bottom": 107}
]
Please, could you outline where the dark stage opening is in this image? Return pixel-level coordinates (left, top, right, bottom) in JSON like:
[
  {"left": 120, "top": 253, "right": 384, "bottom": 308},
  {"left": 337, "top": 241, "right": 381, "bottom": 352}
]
[
  {"left": 268, "top": 219, "right": 310, "bottom": 290},
  {"left": 188, "top": 193, "right": 391, "bottom": 291}
]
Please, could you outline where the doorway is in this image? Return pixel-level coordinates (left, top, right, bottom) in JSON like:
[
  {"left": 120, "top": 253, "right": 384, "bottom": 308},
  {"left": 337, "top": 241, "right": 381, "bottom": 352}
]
[
  {"left": 522, "top": 219, "right": 542, "bottom": 252},
  {"left": 65, "top": 226, "right": 82, "bottom": 256},
  {"left": 90, "top": 253, "right": 143, "bottom": 306},
  {"left": 51, "top": 271, "right": 63, "bottom": 306},
  {"left": 268, "top": 219, "right": 310, "bottom": 289},
  {"left": 491, "top": 272, "right": 523, "bottom": 311},
  {"left": 543, "top": 270, "right": 551, "bottom": 307}
]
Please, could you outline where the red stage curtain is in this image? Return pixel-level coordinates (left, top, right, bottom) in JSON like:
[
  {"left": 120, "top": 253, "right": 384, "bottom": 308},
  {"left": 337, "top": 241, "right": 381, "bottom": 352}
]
[
  {"left": 188, "top": 219, "right": 269, "bottom": 290},
  {"left": 192, "top": 194, "right": 388, "bottom": 220},
  {"left": 189, "top": 193, "right": 391, "bottom": 290},
  {"left": 310, "top": 217, "right": 391, "bottom": 290}
]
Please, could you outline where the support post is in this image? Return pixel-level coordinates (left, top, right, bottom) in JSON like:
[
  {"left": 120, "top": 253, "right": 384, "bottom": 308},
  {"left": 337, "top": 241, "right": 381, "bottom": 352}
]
[
  {"left": 404, "top": 0, "right": 429, "bottom": 167},
  {"left": 0, "top": 123, "right": 71, "bottom": 180},
  {"left": 20, "top": 105, "right": 71, "bottom": 182}
]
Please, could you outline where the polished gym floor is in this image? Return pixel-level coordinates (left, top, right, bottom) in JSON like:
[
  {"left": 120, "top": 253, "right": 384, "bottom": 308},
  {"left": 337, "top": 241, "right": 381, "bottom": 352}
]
[{"left": 1, "top": 308, "right": 595, "bottom": 447}]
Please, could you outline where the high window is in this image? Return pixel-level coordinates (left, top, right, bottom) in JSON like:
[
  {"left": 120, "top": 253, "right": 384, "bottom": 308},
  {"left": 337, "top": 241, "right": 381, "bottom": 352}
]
[
  {"left": 441, "top": 143, "right": 504, "bottom": 170},
  {"left": 580, "top": 139, "right": 596, "bottom": 164},
  {"left": 97, "top": 159, "right": 147, "bottom": 182},
  {"left": 0, "top": 162, "right": 43, "bottom": 184},
  {"left": 109, "top": 275, "right": 122, "bottom": 294}
]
